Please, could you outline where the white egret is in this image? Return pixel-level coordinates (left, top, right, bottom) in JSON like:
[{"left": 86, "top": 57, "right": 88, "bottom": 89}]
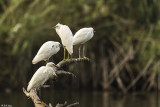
[
  {"left": 27, "top": 62, "right": 57, "bottom": 92},
  {"left": 73, "top": 27, "right": 94, "bottom": 58},
  {"left": 32, "top": 41, "right": 61, "bottom": 64},
  {"left": 54, "top": 23, "right": 73, "bottom": 60}
]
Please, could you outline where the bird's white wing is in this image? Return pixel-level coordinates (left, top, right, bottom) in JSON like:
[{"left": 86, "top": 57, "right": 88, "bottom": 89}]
[
  {"left": 38, "top": 41, "right": 60, "bottom": 56},
  {"left": 36, "top": 42, "right": 52, "bottom": 56},
  {"left": 32, "top": 42, "right": 54, "bottom": 64},
  {"left": 59, "top": 25, "right": 73, "bottom": 54},
  {"left": 83, "top": 29, "right": 94, "bottom": 44},
  {"left": 73, "top": 29, "right": 91, "bottom": 45},
  {"left": 59, "top": 25, "right": 73, "bottom": 46},
  {"left": 55, "top": 24, "right": 73, "bottom": 54},
  {"left": 27, "top": 67, "right": 47, "bottom": 91}
]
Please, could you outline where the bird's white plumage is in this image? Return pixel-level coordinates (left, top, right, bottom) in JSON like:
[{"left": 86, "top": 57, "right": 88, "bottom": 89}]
[
  {"left": 27, "top": 62, "right": 56, "bottom": 92},
  {"left": 55, "top": 23, "right": 73, "bottom": 55},
  {"left": 32, "top": 41, "right": 61, "bottom": 64},
  {"left": 73, "top": 28, "right": 94, "bottom": 45}
]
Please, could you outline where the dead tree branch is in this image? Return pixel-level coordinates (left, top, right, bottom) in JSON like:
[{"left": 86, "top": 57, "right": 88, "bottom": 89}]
[
  {"left": 23, "top": 88, "right": 50, "bottom": 107},
  {"left": 57, "top": 58, "right": 90, "bottom": 68},
  {"left": 56, "top": 101, "right": 79, "bottom": 107},
  {"left": 23, "top": 58, "right": 88, "bottom": 107}
]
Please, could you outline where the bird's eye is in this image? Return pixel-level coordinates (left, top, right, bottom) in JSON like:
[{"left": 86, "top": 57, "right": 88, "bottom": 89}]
[
  {"left": 56, "top": 26, "right": 60, "bottom": 29},
  {"left": 52, "top": 45, "right": 54, "bottom": 48}
]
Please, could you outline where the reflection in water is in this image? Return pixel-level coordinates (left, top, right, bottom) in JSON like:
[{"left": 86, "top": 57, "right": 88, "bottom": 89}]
[{"left": 0, "top": 89, "right": 159, "bottom": 107}]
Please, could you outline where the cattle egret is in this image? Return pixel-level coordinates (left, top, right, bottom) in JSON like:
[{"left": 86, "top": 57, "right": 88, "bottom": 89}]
[
  {"left": 73, "top": 27, "right": 94, "bottom": 58},
  {"left": 27, "top": 62, "right": 57, "bottom": 92},
  {"left": 32, "top": 41, "right": 61, "bottom": 64},
  {"left": 54, "top": 23, "right": 73, "bottom": 60}
]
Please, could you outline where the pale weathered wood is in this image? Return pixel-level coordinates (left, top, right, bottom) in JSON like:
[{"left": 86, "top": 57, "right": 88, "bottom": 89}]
[{"left": 23, "top": 88, "right": 50, "bottom": 107}]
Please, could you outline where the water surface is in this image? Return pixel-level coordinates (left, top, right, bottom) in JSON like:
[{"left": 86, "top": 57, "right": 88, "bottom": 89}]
[{"left": 0, "top": 89, "right": 159, "bottom": 107}]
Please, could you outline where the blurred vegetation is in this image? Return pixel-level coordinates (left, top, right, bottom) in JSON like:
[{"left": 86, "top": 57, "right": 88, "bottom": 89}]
[{"left": 0, "top": 0, "right": 160, "bottom": 92}]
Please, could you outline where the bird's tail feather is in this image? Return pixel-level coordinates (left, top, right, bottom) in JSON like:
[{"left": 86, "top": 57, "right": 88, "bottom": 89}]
[
  {"left": 27, "top": 84, "right": 31, "bottom": 92},
  {"left": 32, "top": 56, "right": 40, "bottom": 64},
  {"left": 66, "top": 46, "right": 73, "bottom": 55}
]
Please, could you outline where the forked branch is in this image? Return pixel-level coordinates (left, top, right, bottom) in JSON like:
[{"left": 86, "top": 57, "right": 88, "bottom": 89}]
[
  {"left": 23, "top": 88, "right": 50, "bottom": 107},
  {"left": 23, "top": 58, "right": 89, "bottom": 107}
]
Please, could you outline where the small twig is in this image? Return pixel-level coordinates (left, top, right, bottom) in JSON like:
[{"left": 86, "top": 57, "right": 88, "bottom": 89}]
[
  {"left": 56, "top": 101, "right": 67, "bottom": 107},
  {"left": 42, "top": 85, "right": 50, "bottom": 88},
  {"left": 54, "top": 58, "right": 89, "bottom": 77},
  {"left": 56, "top": 101, "right": 79, "bottom": 107},
  {"left": 56, "top": 70, "right": 76, "bottom": 77},
  {"left": 67, "top": 102, "right": 79, "bottom": 107}
]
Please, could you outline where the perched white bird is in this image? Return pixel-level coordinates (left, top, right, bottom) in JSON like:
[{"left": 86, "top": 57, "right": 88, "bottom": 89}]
[
  {"left": 54, "top": 23, "right": 73, "bottom": 59},
  {"left": 27, "top": 62, "right": 57, "bottom": 92},
  {"left": 32, "top": 41, "right": 61, "bottom": 64},
  {"left": 73, "top": 27, "right": 94, "bottom": 58}
]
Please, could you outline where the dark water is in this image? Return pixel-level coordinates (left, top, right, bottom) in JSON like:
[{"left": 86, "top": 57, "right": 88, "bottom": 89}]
[{"left": 0, "top": 89, "right": 159, "bottom": 107}]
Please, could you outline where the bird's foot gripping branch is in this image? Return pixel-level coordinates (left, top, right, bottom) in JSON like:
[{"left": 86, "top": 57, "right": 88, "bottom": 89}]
[{"left": 23, "top": 58, "right": 90, "bottom": 107}]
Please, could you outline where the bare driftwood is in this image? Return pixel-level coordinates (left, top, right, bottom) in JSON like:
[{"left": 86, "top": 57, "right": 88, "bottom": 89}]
[
  {"left": 23, "top": 58, "right": 90, "bottom": 107},
  {"left": 56, "top": 101, "right": 79, "bottom": 107}
]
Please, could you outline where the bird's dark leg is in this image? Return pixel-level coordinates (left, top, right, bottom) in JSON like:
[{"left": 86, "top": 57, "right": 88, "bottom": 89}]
[
  {"left": 65, "top": 52, "right": 70, "bottom": 61},
  {"left": 83, "top": 45, "right": 86, "bottom": 58},
  {"left": 67, "top": 52, "right": 70, "bottom": 59},
  {"left": 63, "top": 48, "right": 66, "bottom": 60},
  {"left": 45, "top": 59, "right": 49, "bottom": 64},
  {"left": 83, "top": 45, "right": 89, "bottom": 60},
  {"left": 79, "top": 45, "right": 81, "bottom": 59}
]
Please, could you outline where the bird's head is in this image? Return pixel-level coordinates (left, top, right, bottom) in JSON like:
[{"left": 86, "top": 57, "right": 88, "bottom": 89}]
[
  {"left": 53, "top": 42, "right": 62, "bottom": 49},
  {"left": 46, "top": 62, "right": 56, "bottom": 67},
  {"left": 53, "top": 23, "right": 61, "bottom": 30},
  {"left": 57, "top": 42, "right": 62, "bottom": 47},
  {"left": 89, "top": 27, "right": 95, "bottom": 33}
]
